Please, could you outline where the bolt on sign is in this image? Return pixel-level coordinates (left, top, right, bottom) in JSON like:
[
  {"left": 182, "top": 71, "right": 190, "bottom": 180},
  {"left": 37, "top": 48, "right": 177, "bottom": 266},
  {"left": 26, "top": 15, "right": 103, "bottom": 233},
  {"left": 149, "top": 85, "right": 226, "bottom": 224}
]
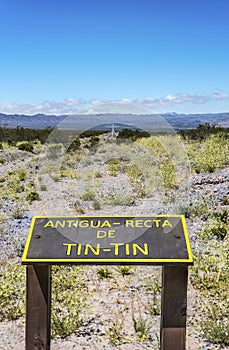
[{"left": 22, "top": 215, "right": 193, "bottom": 264}]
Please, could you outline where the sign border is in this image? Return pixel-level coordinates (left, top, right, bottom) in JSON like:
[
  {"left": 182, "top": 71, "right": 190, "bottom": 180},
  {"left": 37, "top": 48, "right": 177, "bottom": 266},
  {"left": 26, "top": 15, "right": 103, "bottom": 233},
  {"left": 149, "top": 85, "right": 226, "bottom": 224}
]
[{"left": 21, "top": 215, "right": 193, "bottom": 265}]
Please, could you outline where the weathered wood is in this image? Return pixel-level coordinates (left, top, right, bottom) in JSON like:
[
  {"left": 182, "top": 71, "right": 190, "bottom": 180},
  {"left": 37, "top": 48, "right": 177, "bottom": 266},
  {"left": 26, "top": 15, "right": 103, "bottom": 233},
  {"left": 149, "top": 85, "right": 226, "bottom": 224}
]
[
  {"left": 25, "top": 264, "right": 190, "bottom": 349},
  {"left": 26, "top": 265, "right": 51, "bottom": 350},
  {"left": 160, "top": 266, "right": 188, "bottom": 350}
]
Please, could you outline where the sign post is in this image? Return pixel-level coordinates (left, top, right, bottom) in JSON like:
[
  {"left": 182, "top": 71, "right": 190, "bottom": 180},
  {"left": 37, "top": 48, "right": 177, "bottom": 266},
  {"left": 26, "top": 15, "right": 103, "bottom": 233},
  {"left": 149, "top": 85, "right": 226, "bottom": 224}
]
[
  {"left": 22, "top": 215, "right": 193, "bottom": 350},
  {"left": 160, "top": 266, "right": 188, "bottom": 349},
  {"left": 26, "top": 265, "right": 51, "bottom": 350}
]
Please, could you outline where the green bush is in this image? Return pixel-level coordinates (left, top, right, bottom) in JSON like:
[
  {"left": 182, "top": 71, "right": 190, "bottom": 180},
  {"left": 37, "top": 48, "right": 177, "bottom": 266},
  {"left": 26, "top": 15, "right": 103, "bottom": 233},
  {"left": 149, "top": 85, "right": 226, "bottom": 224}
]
[
  {"left": 89, "top": 136, "right": 100, "bottom": 149},
  {"left": 26, "top": 191, "right": 40, "bottom": 202},
  {"left": 124, "top": 163, "right": 142, "bottom": 181},
  {"left": 11, "top": 203, "right": 26, "bottom": 219},
  {"left": 117, "top": 128, "right": 150, "bottom": 141},
  {"left": 40, "top": 184, "right": 47, "bottom": 191},
  {"left": 178, "top": 123, "right": 227, "bottom": 141},
  {"left": 18, "top": 142, "right": 34, "bottom": 152},
  {"left": 117, "top": 266, "right": 131, "bottom": 276},
  {"left": 67, "top": 138, "right": 81, "bottom": 153},
  {"left": 160, "top": 161, "right": 177, "bottom": 188},
  {"left": 195, "top": 209, "right": 228, "bottom": 241},
  {"left": 107, "top": 163, "right": 118, "bottom": 176},
  {"left": 105, "top": 159, "right": 121, "bottom": 176},
  {"left": 93, "top": 170, "right": 103, "bottom": 178},
  {"left": 221, "top": 196, "right": 229, "bottom": 205},
  {"left": 80, "top": 190, "right": 96, "bottom": 201},
  {"left": 200, "top": 214, "right": 228, "bottom": 240},
  {"left": 61, "top": 169, "right": 78, "bottom": 179},
  {"left": 108, "top": 318, "right": 124, "bottom": 345},
  {"left": 188, "top": 133, "right": 229, "bottom": 173},
  {"left": 97, "top": 267, "right": 112, "bottom": 279},
  {"left": 18, "top": 167, "right": 27, "bottom": 181},
  {"left": 132, "top": 305, "right": 150, "bottom": 341},
  {"left": 103, "top": 194, "right": 133, "bottom": 206}
]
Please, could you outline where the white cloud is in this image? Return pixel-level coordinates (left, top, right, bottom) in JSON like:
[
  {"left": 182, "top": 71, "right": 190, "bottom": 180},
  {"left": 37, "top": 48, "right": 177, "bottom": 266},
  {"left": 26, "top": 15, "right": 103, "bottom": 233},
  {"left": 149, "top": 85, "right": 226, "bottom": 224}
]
[
  {"left": 166, "top": 94, "right": 176, "bottom": 101},
  {"left": 0, "top": 100, "right": 87, "bottom": 115},
  {"left": 116, "top": 98, "right": 133, "bottom": 104},
  {"left": 90, "top": 99, "right": 105, "bottom": 106},
  {"left": 0, "top": 92, "right": 229, "bottom": 115},
  {"left": 211, "top": 92, "right": 229, "bottom": 100},
  {"left": 65, "top": 98, "right": 84, "bottom": 106}
]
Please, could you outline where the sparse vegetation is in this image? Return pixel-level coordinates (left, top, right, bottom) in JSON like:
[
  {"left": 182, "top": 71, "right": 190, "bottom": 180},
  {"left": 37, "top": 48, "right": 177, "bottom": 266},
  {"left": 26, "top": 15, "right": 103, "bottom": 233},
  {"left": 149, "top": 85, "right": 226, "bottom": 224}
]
[
  {"left": 0, "top": 263, "right": 25, "bottom": 321},
  {"left": 51, "top": 265, "right": 87, "bottom": 338},
  {"left": 97, "top": 267, "right": 112, "bottom": 279},
  {"left": 50, "top": 173, "right": 61, "bottom": 182},
  {"left": 108, "top": 318, "right": 124, "bottom": 346},
  {"left": 178, "top": 195, "right": 214, "bottom": 220},
  {"left": 18, "top": 167, "right": 27, "bottom": 181},
  {"left": 199, "top": 210, "right": 228, "bottom": 240},
  {"left": 17, "top": 142, "right": 34, "bottom": 153},
  {"left": 92, "top": 199, "right": 101, "bottom": 210},
  {"left": 0, "top": 263, "right": 88, "bottom": 338},
  {"left": 106, "top": 159, "right": 121, "bottom": 176},
  {"left": 80, "top": 189, "right": 96, "bottom": 201},
  {"left": 0, "top": 126, "right": 53, "bottom": 144},
  {"left": 93, "top": 170, "right": 103, "bottom": 178},
  {"left": 187, "top": 133, "right": 228, "bottom": 173},
  {"left": 178, "top": 123, "right": 227, "bottom": 141},
  {"left": 103, "top": 193, "right": 133, "bottom": 206},
  {"left": 132, "top": 303, "right": 150, "bottom": 341},
  {"left": 0, "top": 124, "right": 228, "bottom": 347},
  {"left": 11, "top": 203, "right": 26, "bottom": 219},
  {"left": 40, "top": 184, "right": 47, "bottom": 191},
  {"left": 118, "top": 266, "right": 132, "bottom": 276},
  {"left": 61, "top": 169, "right": 78, "bottom": 179},
  {"left": 26, "top": 191, "right": 40, "bottom": 202},
  {"left": 190, "top": 209, "right": 229, "bottom": 345},
  {"left": 117, "top": 128, "right": 150, "bottom": 141},
  {"left": 67, "top": 138, "right": 81, "bottom": 153},
  {"left": 159, "top": 161, "right": 177, "bottom": 188},
  {"left": 200, "top": 302, "right": 229, "bottom": 345},
  {"left": 124, "top": 163, "right": 142, "bottom": 181},
  {"left": 46, "top": 144, "right": 63, "bottom": 159},
  {"left": 222, "top": 196, "right": 229, "bottom": 205}
]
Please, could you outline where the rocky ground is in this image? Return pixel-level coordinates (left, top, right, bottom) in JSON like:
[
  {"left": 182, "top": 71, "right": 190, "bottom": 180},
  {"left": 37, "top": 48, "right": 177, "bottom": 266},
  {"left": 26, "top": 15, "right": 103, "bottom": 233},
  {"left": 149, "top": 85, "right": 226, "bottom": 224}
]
[{"left": 0, "top": 144, "right": 228, "bottom": 350}]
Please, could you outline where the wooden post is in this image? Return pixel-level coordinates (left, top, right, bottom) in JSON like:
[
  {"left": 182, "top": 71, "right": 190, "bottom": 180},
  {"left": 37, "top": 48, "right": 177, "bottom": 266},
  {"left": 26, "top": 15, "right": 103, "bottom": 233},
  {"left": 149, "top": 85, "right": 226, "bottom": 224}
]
[
  {"left": 26, "top": 265, "right": 51, "bottom": 350},
  {"left": 160, "top": 266, "right": 188, "bottom": 350}
]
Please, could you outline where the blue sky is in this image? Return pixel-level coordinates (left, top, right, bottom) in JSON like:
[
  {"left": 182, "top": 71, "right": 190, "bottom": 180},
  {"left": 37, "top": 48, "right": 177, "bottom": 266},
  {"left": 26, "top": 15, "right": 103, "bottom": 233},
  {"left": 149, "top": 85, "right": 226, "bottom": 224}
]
[{"left": 0, "top": 0, "right": 229, "bottom": 115}]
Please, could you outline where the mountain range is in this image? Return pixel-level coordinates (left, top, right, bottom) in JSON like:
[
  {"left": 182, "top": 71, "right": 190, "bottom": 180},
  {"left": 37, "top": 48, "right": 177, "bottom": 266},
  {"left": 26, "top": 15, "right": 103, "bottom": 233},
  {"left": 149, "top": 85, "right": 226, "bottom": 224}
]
[{"left": 0, "top": 112, "right": 228, "bottom": 130}]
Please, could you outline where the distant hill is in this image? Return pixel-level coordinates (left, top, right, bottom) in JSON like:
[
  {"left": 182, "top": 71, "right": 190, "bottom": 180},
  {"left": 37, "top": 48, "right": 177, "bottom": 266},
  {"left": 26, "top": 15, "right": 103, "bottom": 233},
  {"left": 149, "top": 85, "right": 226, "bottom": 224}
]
[
  {"left": 0, "top": 113, "right": 66, "bottom": 129},
  {"left": 0, "top": 112, "right": 228, "bottom": 130},
  {"left": 161, "top": 112, "right": 229, "bottom": 129}
]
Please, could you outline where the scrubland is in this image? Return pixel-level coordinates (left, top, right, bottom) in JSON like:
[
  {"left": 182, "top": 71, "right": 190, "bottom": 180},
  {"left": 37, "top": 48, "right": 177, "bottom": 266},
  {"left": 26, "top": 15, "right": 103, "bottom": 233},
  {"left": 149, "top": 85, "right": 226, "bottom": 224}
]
[{"left": 0, "top": 125, "right": 228, "bottom": 349}]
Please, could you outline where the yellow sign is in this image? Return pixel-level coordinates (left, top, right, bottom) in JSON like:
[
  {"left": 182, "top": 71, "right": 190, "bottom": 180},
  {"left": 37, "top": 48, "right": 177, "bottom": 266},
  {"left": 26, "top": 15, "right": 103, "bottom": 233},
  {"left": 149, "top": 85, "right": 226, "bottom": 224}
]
[{"left": 21, "top": 215, "right": 193, "bottom": 265}]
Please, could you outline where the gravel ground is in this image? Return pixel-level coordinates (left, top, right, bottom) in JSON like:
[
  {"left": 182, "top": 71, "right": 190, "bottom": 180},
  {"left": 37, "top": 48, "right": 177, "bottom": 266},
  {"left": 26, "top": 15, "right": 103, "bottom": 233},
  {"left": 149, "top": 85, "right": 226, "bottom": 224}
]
[{"left": 0, "top": 146, "right": 228, "bottom": 349}]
